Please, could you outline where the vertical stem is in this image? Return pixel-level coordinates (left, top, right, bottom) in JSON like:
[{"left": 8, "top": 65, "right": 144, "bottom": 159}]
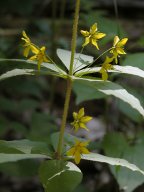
[
  {"left": 69, "top": 0, "right": 81, "bottom": 75},
  {"left": 56, "top": 78, "right": 72, "bottom": 158},
  {"left": 56, "top": 0, "right": 81, "bottom": 158}
]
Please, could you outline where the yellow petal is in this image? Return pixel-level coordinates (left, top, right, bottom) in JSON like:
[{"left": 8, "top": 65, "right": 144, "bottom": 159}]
[
  {"left": 82, "top": 37, "right": 90, "bottom": 47},
  {"left": 23, "top": 47, "right": 30, "bottom": 57},
  {"left": 79, "top": 141, "right": 89, "bottom": 147},
  {"left": 94, "top": 32, "right": 106, "bottom": 39},
  {"left": 81, "top": 147, "right": 90, "bottom": 154},
  {"left": 31, "top": 45, "right": 39, "bottom": 54},
  {"left": 40, "top": 46, "right": 46, "bottom": 52},
  {"left": 116, "top": 47, "right": 126, "bottom": 54},
  {"left": 91, "top": 38, "right": 99, "bottom": 49},
  {"left": 74, "top": 151, "right": 81, "bottom": 164},
  {"left": 79, "top": 123, "right": 89, "bottom": 131},
  {"left": 117, "top": 38, "right": 128, "bottom": 46},
  {"left": 81, "top": 116, "right": 92, "bottom": 123},
  {"left": 73, "top": 112, "right": 78, "bottom": 120},
  {"left": 29, "top": 55, "right": 37, "bottom": 61},
  {"left": 80, "top": 30, "right": 89, "bottom": 37},
  {"left": 78, "top": 108, "right": 84, "bottom": 118},
  {"left": 67, "top": 147, "right": 75, "bottom": 156},
  {"left": 22, "top": 31, "right": 29, "bottom": 40},
  {"left": 90, "top": 23, "right": 97, "bottom": 34},
  {"left": 113, "top": 36, "right": 120, "bottom": 46}
]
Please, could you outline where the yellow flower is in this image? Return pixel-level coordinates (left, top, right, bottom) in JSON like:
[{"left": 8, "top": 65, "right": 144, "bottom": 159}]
[
  {"left": 29, "top": 46, "right": 49, "bottom": 71},
  {"left": 99, "top": 56, "right": 114, "bottom": 81},
  {"left": 110, "top": 36, "right": 128, "bottom": 64},
  {"left": 80, "top": 23, "right": 106, "bottom": 49},
  {"left": 66, "top": 140, "right": 90, "bottom": 164},
  {"left": 71, "top": 108, "right": 92, "bottom": 132},
  {"left": 21, "top": 31, "right": 37, "bottom": 57}
]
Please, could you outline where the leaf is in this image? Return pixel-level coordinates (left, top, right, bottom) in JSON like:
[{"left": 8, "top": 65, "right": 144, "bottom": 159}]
[
  {"left": 75, "top": 65, "right": 144, "bottom": 79},
  {"left": 73, "top": 80, "right": 106, "bottom": 104},
  {"left": 122, "top": 53, "right": 144, "bottom": 70},
  {"left": 82, "top": 152, "right": 144, "bottom": 175},
  {"left": 0, "top": 154, "right": 48, "bottom": 164},
  {"left": 51, "top": 132, "right": 82, "bottom": 152},
  {"left": 0, "top": 69, "right": 34, "bottom": 81},
  {"left": 0, "top": 59, "right": 65, "bottom": 81},
  {"left": 118, "top": 100, "right": 143, "bottom": 123},
  {"left": 57, "top": 49, "right": 93, "bottom": 72},
  {"left": 39, "top": 160, "right": 82, "bottom": 192},
  {"left": 0, "top": 160, "right": 39, "bottom": 177},
  {"left": 73, "top": 77, "right": 144, "bottom": 117},
  {"left": 0, "top": 139, "right": 48, "bottom": 154},
  {"left": 28, "top": 112, "right": 58, "bottom": 142},
  {"left": 102, "top": 133, "right": 144, "bottom": 191}
]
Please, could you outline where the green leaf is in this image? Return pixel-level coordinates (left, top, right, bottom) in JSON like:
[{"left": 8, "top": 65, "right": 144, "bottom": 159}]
[
  {"left": 122, "top": 53, "right": 144, "bottom": 70},
  {"left": 118, "top": 100, "right": 143, "bottom": 123},
  {"left": 0, "top": 139, "right": 48, "bottom": 154},
  {"left": 51, "top": 132, "right": 81, "bottom": 152},
  {"left": 0, "top": 69, "right": 34, "bottom": 81},
  {"left": 102, "top": 133, "right": 144, "bottom": 191},
  {"left": 57, "top": 49, "right": 93, "bottom": 72},
  {"left": 39, "top": 160, "right": 82, "bottom": 192},
  {"left": 82, "top": 152, "right": 144, "bottom": 175},
  {"left": 73, "top": 80, "right": 106, "bottom": 104},
  {"left": 76, "top": 65, "right": 144, "bottom": 79},
  {"left": 0, "top": 160, "right": 39, "bottom": 177},
  {"left": 0, "top": 154, "right": 48, "bottom": 164},
  {"left": 28, "top": 112, "right": 58, "bottom": 142},
  {"left": 73, "top": 77, "right": 144, "bottom": 117},
  {"left": 0, "top": 59, "right": 65, "bottom": 81}
]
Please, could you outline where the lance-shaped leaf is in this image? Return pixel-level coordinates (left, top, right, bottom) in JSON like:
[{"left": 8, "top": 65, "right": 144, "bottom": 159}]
[
  {"left": 82, "top": 153, "right": 144, "bottom": 175},
  {"left": 39, "top": 160, "right": 82, "bottom": 192},
  {"left": 102, "top": 132, "right": 144, "bottom": 192},
  {"left": 0, "top": 139, "right": 51, "bottom": 163},
  {"left": 0, "top": 59, "right": 66, "bottom": 81},
  {"left": 73, "top": 78, "right": 144, "bottom": 117},
  {"left": 0, "top": 154, "right": 48, "bottom": 164},
  {"left": 57, "top": 49, "right": 93, "bottom": 72},
  {"left": 75, "top": 65, "right": 144, "bottom": 79}
]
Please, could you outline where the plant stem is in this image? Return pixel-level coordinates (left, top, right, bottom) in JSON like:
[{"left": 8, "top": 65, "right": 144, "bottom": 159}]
[
  {"left": 56, "top": 78, "right": 72, "bottom": 158},
  {"left": 56, "top": 0, "right": 81, "bottom": 158},
  {"left": 69, "top": 0, "right": 81, "bottom": 75}
]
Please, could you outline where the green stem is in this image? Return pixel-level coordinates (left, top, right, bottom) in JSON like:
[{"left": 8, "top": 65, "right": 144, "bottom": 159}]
[
  {"left": 69, "top": 0, "right": 81, "bottom": 75},
  {"left": 56, "top": 0, "right": 81, "bottom": 158},
  {"left": 56, "top": 78, "right": 72, "bottom": 158}
]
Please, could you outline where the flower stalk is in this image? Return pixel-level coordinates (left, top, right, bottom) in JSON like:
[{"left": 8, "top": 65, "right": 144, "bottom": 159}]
[{"left": 56, "top": 0, "right": 81, "bottom": 158}]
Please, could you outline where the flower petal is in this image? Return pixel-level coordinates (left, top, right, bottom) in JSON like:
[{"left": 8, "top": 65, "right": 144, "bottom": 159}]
[
  {"left": 81, "top": 116, "right": 92, "bottom": 123},
  {"left": 117, "top": 48, "right": 126, "bottom": 54},
  {"left": 67, "top": 147, "right": 75, "bottom": 156},
  {"left": 91, "top": 38, "right": 99, "bottom": 49},
  {"left": 117, "top": 38, "right": 128, "bottom": 46},
  {"left": 113, "top": 36, "right": 120, "bottom": 46},
  {"left": 90, "top": 23, "right": 97, "bottom": 34},
  {"left": 80, "top": 30, "right": 89, "bottom": 37},
  {"left": 29, "top": 55, "right": 37, "bottom": 61},
  {"left": 82, "top": 37, "right": 90, "bottom": 47},
  {"left": 74, "top": 151, "right": 81, "bottom": 164},
  {"left": 81, "top": 147, "right": 90, "bottom": 154},
  {"left": 94, "top": 32, "right": 106, "bottom": 39},
  {"left": 78, "top": 108, "right": 85, "bottom": 118}
]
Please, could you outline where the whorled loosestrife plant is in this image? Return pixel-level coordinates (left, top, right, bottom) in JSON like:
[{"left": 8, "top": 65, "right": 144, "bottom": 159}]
[
  {"left": 0, "top": 0, "right": 144, "bottom": 191},
  {"left": 21, "top": 21, "right": 128, "bottom": 163}
]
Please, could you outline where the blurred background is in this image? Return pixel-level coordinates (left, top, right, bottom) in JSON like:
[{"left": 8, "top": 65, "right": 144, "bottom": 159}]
[{"left": 0, "top": 0, "right": 144, "bottom": 191}]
